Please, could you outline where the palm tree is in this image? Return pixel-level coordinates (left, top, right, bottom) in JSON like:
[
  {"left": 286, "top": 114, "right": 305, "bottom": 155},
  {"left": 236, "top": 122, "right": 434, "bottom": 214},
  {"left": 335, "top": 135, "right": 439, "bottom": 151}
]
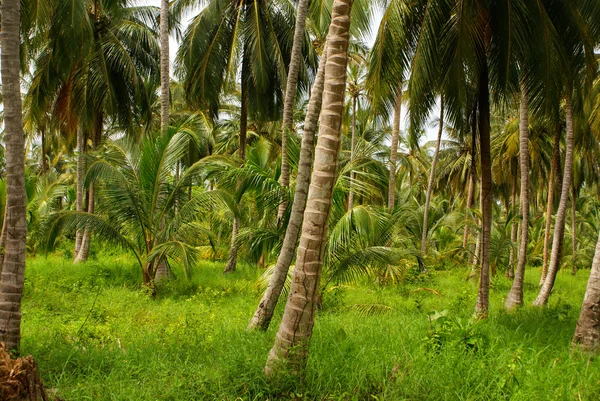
[
  {"left": 265, "top": 0, "right": 353, "bottom": 375},
  {"left": 0, "top": 0, "right": 28, "bottom": 351}
]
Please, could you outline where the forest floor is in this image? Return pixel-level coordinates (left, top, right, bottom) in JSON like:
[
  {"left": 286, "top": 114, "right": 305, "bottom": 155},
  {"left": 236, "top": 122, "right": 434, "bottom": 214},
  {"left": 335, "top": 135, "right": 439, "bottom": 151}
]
[{"left": 21, "top": 254, "right": 600, "bottom": 400}]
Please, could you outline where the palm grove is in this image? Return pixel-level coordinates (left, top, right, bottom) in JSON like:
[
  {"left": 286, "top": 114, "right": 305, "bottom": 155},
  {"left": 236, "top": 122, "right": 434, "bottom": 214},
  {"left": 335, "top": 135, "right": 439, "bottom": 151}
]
[{"left": 1, "top": 0, "right": 600, "bottom": 384}]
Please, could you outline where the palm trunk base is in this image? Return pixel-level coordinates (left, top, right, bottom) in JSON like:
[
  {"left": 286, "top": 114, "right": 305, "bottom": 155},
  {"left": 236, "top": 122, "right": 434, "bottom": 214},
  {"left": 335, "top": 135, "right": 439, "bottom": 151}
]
[{"left": 0, "top": 343, "right": 49, "bottom": 401}]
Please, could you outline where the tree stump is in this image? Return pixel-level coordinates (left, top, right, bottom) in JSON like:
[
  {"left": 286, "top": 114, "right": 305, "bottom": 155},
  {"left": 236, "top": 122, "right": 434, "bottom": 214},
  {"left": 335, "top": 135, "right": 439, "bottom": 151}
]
[{"left": 0, "top": 343, "right": 49, "bottom": 401}]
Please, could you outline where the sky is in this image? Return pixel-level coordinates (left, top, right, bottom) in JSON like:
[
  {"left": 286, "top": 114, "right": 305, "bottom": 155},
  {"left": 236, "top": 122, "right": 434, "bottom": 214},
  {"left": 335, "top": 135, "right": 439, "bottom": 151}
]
[{"left": 142, "top": 0, "right": 441, "bottom": 145}]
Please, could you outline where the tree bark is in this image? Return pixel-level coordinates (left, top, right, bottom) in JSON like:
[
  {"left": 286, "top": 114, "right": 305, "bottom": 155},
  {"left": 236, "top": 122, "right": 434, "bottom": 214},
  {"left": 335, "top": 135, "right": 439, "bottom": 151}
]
[
  {"left": 74, "top": 127, "right": 85, "bottom": 258},
  {"left": 248, "top": 42, "right": 329, "bottom": 331},
  {"left": 0, "top": 0, "right": 28, "bottom": 351},
  {"left": 0, "top": 344, "right": 49, "bottom": 401},
  {"left": 475, "top": 62, "right": 492, "bottom": 317},
  {"left": 507, "top": 173, "right": 518, "bottom": 279},
  {"left": 388, "top": 90, "right": 402, "bottom": 211},
  {"left": 506, "top": 85, "right": 530, "bottom": 310},
  {"left": 421, "top": 98, "right": 444, "bottom": 255},
  {"left": 463, "top": 101, "right": 477, "bottom": 256},
  {"left": 571, "top": 184, "right": 577, "bottom": 275},
  {"left": 160, "top": 0, "right": 170, "bottom": 137},
  {"left": 541, "top": 123, "right": 561, "bottom": 285},
  {"left": 534, "top": 92, "right": 575, "bottom": 306},
  {"left": 40, "top": 127, "right": 48, "bottom": 177},
  {"left": 571, "top": 229, "right": 600, "bottom": 352},
  {"left": 277, "top": 0, "right": 310, "bottom": 223},
  {"left": 347, "top": 95, "right": 357, "bottom": 211},
  {"left": 265, "top": 0, "right": 352, "bottom": 375}
]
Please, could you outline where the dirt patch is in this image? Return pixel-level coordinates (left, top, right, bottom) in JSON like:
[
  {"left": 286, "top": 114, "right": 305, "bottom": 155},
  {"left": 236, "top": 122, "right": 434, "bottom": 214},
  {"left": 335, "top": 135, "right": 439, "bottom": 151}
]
[{"left": 0, "top": 343, "right": 51, "bottom": 401}]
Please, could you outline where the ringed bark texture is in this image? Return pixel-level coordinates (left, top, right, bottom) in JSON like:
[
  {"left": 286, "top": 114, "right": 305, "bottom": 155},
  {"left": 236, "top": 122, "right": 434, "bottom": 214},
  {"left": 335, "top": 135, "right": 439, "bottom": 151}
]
[
  {"left": 265, "top": 0, "right": 352, "bottom": 374},
  {"left": 0, "top": 0, "right": 28, "bottom": 351},
  {"left": 160, "top": 0, "right": 170, "bottom": 136},
  {"left": 506, "top": 86, "right": 530, "bottom": 310},
  {"left": 534, "top": 93, "right": 575, "bottom": 306},
  {"left": 248, "top": 43, "right": 329, "bottom": 331}
]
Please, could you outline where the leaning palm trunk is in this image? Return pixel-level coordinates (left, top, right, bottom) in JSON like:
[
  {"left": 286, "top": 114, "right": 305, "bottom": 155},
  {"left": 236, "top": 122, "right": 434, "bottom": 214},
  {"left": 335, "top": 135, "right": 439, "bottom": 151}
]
[
  {"left": 421, "top": 99, "right": 444, "bottom": 255},
  {"left": 534, "top": 93, "right": 575, "bottom": 306},
  {"left": 74, "top": 127, "right": 85, "bottom": 258},
  {"left": 347, "top": 96, "right": 357, "bottom": 210},
  {"left": 388, "top": 90, "right": 402, "bottom": 211},
  {"left": 541, "top": 124, "right": 561, "bottom": 284},
  {"left": 475, "top": 63, "right": 492, "bottom": 317},
  {"left": 265, "top": 0, "right": 352, "bottom": 374},
  {"left": 507, "top": 174, "right": 518, "bottom": 278},
  {"left": 248, "top": 42, "right": 329, "bottom": 331},
  {"left": 75, "top": 185, "right": 95, "bottom": 263},
  {"left": 0, "top": 0, "right": 28, "bottom": 351},
  {"left": 463, "top": 101, "right": 477, "bottom": 257},
  {"left": 277, "top": 0, "right": 310, "bottom": 223},
  {"left": 571, "top": 185, "right": 577, "bottom": 275},
  {"left": 505, "top": 86, "right": 530, "bottom": 310},
  {"left": 571, "top": 229, "right": 600, "bottom": 352},
  {"left": 224, "top": 215, "right": 240, "bottom": 274}
]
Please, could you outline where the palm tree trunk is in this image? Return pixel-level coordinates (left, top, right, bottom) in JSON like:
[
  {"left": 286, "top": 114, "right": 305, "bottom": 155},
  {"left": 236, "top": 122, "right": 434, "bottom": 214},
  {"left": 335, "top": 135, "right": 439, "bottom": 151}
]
[
  {"left": 248, "top": 42, "right": 329, "bottom": 331},
  {"left": 347, "top": 95, "right": 357, "bottom": 211},
  {"left": 388, "top": 89, "right": 402, "bottom": 211},
  {"left": 74, "top": 126, "right": 85, "bottom": 258},
  {"left": 571, "top": 229, "right": 600, "bottom": 352},
  {"left": 0, "top": 208, "right": 8, "bottom": 274},
  {"left": 265, "top": 0, "right": 352, "bottom": 375},
  {"left": 506, "top": 85, "right": 530, "bottom": 310},
  {"left": 475, "top": 62, "right": 492, "bottom": 317},
  {"left": 41, "top": 126, "right": 48, "bottom": 177},
  {"left": 421, "top": 98, "right": 444, "bottom": 255},
  {"left": 0, "top": 0, "right": 27, "bottom": 351},
  {"left": 160, "top": 0, "right": 170, "bottom": 136},
  {"left": 463, "top": 101, "right": 477, "bottom": 255},
  {"left": 534, "top": 92, "right": 575, "bottom": 306},
  {"left": 277, "top": 0, "right": 310, "bottom": 223},
  {"left": 571, "top": 184, "right": 577, "bottom": 275},
  {"left": 507, "top": 173, "right": 518, "bottom": 278},
  {"left": 541, "top": 123, "right": 561, "bottom": 284}
]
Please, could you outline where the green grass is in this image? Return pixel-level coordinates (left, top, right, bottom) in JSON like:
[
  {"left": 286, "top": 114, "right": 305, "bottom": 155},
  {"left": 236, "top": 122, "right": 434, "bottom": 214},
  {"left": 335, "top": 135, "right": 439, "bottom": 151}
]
[{"left": 21, "top": 255, "right": 600, "bottom": 400}]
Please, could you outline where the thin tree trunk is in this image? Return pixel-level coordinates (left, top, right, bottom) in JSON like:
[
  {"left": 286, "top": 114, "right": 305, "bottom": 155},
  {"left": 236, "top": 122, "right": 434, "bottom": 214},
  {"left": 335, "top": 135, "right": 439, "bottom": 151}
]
[
  {"left": 265, "top": 0, "right": 352, "bottom": 374},
  {"left": 541, "top": 124, "right": 561, "bottom": 285},
  {"left": 421, "top": 98, "right": 444, "bottom": 255},
  {"left": 507, "top": 173, "right": 518, "bottom": 278},
  {"left": 277, "top": 0, "right": 310, "bottom": 223},
  {"left": 506, "top": 85, "right": 530, "bottom": 309},
  {"left": 248, "top": 42, "right": 329, "bottom": 331},
  {"left": 74, "top": 126, "right": 85, "bottom": 258},
  {"left": 475, "top": 62, "right": 492, "bottom": 317},
  {"left": 160, "top": 0, "right": 170, "bottom": 136},
  {"left": 0, "top": 0, "right": 28, "bottom": 351},
  {"left": 534, "top": 93, "right": 575, "bottom": 306},
  {"left": 463, "top": 101, "right": 477, "bottom": 256},
  {"left": 388, "top": 89, "right": 402, "bottom": 211},
  {"left": 41, "top": 127, "right": 48, "bottom": 177},
  {"left": 347, "top": 95, "right": 357, "bottom": 211},
  {"left": 571, "top": 184, "right": 577, "bottom": 275},
  {"left": 571, "top": 229, "right": 600, "bottom": 352}
]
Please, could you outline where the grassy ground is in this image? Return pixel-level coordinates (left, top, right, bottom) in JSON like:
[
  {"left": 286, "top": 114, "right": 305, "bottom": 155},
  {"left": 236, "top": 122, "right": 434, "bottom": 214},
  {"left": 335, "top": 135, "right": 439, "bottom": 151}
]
[{"left": 21, "top": 254, "right": 600, "bottom": 400}]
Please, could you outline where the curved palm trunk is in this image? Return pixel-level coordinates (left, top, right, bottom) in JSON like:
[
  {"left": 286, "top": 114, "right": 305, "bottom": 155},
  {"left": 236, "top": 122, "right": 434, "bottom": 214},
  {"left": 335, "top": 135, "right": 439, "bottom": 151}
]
[
  {"left": 463, "top": 102, "right": 477, "bottom": 257},
  {"left": 74, "top": 127, "right": 85, "bottom": 258},
  {"left": 278, "top": 0, "right": 310, "bottom": 223},
  {"left": 160, "top": 0, "right": 170, "bottom": 136},
  {"left": 541, "top": 124, "right": 561, "bottom": 285},
  {"left": 534, "top": 93, "right": 575, "bottom": 306},
  {"left": 0, "top": 0, "right": 27, "bottom": 351},
  {"left": 421, "top": 99, "right": 444, "bottom": 255},
  {"left": 507, "top": 174, "right": 518, "bottom": 279},
  {"left": 505, "top": 86, "right": 530, "bottom": 310},
  {"left": 347, "top": 95, "right": 357, "bottom": 211},
  {"left": 265, "top": 0, "right": 352, "bottom": 374},
  {"left": 248, "top": 43, "right": 329, "bottom": 331},
  {"left": 475, "top": 62, "right": 492, "bottom": 317},
  {"left": 571, "top": 185, "right": 577, "bottom": 275},
  {"left": 388, "top": 90, "right": 402, "bottom": 211},
  {"left": 571, "top": 229, "right": 600, "bottom": 352}
]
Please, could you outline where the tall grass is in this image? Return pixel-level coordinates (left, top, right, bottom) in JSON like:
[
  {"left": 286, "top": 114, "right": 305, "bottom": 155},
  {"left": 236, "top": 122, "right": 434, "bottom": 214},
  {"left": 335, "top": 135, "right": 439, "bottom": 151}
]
[{"left": 22, "top": 255, "right": 600, "bottom": 400}]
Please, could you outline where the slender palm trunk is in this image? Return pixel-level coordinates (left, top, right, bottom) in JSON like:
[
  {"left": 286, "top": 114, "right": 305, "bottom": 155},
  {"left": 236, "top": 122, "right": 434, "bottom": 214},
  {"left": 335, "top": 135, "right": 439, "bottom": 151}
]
[
  {"left": 265, "top": 0, "right": 352, "bottom": 374},
  {"left": 571, "top": 185, "right": 577, "bottom": 275},
  {"left": 160, "top": 0, "right": 170, "bottom": 136},
  {"left": 571, "top": 229, "right": 600, "bottom": 352},
  {"left": 507, "top": 174, "right": 518, "bottom": 278},
  {"left": 463, "top": 102, "right": 477, "bottom": 256},
  {"left": 41, "top": 127, "right": 48, "bottom": 177},
  {"left": 475, "top": 62, "right": 492, "bottom": 317},
  {"left": 421, "top": 99, "right": 444, "bottom": 255},
  {"left": 277, "top": 0, "right": 309, "bottom": 223},
  {"left": 0, "top": 208, "right": 8, "bottom": 274},
  {"left": 223, "top": 73, "right": 248, "bottom": 274},
  {"left": 541, "top": 124, "right": 561, "bottom": 284},
  {"left": 74, "top": 127, "right": 85, "bottom": 258},
  {"left": 505, "top": 86, "right": 530, "bottom": 310},
  {"left": 347, "top": 95, "right": 357, "bottom": 211},
  {"left": 248, "top": 42, "right": 329, "bottom": 331},
  {"left": 534, "top": 93, "right": 575, "bottom": 306},
  {"left": 0, "top": 0, "right": 27, "bottom": 351},
  {"left": 388, "top": 90, "right": 402, "bottom": 211}
]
